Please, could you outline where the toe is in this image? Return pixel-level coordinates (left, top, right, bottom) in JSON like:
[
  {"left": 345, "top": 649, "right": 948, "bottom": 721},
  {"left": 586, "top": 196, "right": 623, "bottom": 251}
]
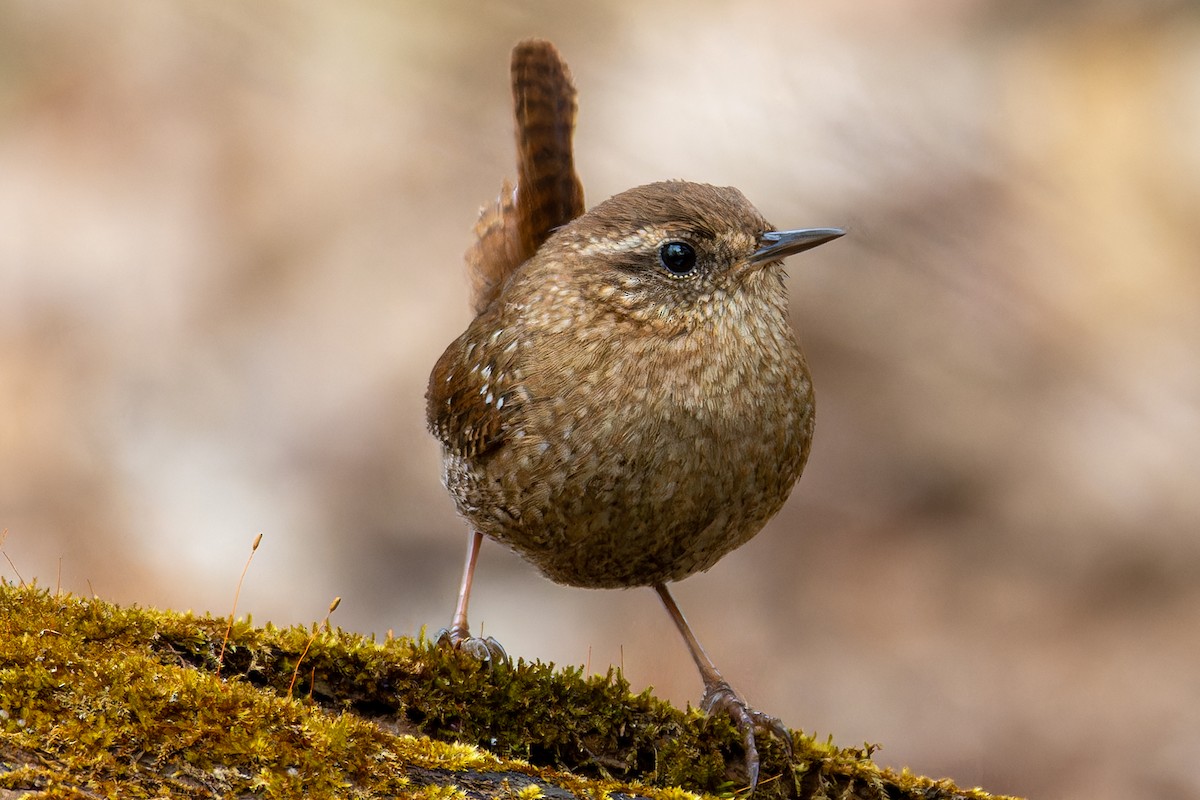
[
  {"left": 461, "top": 635, "right": 508, "bottom": 664},
  {"left": 436, "top": 627, "right": 509, "bottom": 666},
  {"left": 701, "top": 680, "right": 792, "bottom": 792}
]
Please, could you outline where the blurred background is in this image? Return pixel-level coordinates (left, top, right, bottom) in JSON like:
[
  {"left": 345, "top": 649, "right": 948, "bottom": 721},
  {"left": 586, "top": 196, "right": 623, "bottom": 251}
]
[{"left": 2, "top": 2, "right": 1198, "bottom": 797}]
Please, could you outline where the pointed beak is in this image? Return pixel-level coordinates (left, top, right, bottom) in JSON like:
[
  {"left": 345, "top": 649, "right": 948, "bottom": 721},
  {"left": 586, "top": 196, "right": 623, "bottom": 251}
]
[{"left": 749, "top": 227, "right": 844, "bottom": 265}]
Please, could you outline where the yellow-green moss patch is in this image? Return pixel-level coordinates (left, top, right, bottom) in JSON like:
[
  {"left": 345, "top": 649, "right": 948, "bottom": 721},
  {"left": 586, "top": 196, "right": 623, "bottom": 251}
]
[{"left": 0, "top": 582, "right": 1015, "bottom": 799}]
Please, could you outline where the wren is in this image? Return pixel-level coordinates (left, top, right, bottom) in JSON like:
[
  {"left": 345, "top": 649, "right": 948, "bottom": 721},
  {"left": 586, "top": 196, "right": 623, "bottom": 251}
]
[{"left": 426, "top": 40, "right": 843, "bottom": 790}]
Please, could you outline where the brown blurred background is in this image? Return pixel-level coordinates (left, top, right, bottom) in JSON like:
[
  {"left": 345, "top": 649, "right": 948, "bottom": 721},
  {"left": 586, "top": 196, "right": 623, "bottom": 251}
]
[{"left": 2, "top": 2, "right": 1198, "bottom": 798}]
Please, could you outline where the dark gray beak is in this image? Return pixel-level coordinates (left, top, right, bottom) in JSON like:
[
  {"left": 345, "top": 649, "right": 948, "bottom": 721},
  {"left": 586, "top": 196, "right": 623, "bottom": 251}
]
[{"left": 750, "top": 227, "right": 844, "bottom": 265}]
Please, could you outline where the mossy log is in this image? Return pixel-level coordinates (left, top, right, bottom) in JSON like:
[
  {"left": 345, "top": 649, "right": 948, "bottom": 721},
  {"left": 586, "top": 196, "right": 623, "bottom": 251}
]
[{"left": 0, "top": 583, "right": 1014, "bottom": 799}]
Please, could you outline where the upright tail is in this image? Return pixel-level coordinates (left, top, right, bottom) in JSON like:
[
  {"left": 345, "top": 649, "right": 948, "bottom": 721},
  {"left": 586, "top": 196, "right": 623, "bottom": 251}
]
[{"left": 466, "top": 39, "right": 585, "bottom": 315}]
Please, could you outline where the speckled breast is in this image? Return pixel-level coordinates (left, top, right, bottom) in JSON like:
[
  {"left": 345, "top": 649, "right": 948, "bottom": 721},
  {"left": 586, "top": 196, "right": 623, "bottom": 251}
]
[{"left": 441, "top": 323, "right": 815, "bottom": 589}]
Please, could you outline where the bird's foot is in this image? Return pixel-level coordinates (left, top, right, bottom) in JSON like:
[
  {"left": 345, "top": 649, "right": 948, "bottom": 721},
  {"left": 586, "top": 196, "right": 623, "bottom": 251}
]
[
  {"left": 435, "top": 624, "right": 508, "bottom": 666},
  {"left": 701, "top": 679, "right": 793, "bottom": 791}
]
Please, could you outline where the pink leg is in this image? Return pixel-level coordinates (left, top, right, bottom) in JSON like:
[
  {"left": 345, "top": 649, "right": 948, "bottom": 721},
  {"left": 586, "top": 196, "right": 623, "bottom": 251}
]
[
  {"left": 655, "top": 583, "right": 792, "bottom": 791},
  {"left": 439, "top": 530, "right": 506, "bottom": 663}
]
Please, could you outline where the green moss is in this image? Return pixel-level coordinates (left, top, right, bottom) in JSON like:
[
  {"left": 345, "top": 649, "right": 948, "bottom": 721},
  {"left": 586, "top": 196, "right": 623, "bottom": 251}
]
[{"left": 0, "top": 582, "right": 1017, "bottom": 799}]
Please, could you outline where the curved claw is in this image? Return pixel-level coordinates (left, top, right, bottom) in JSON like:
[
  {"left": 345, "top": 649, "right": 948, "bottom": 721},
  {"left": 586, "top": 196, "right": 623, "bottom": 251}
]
[
  {"left": 435, "top": 626, "right": 509, "bottom": 666},
  {"left": 701, "top": 680, "right": 792, "bottom": 791}
]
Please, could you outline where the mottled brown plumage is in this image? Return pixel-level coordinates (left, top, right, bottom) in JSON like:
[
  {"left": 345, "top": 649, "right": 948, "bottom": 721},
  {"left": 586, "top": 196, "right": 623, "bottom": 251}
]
[{"left": 425, "top": 39, "right": 843, "bottom": 791}]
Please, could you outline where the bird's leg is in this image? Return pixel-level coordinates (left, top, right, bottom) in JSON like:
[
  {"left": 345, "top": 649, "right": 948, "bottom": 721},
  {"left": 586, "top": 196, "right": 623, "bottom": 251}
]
[
  {"left": 655, "top": 583, "right": 792, "bottom": 791},
  {"left": 437, "top": 530, "right": 507, "bottom": 663}
]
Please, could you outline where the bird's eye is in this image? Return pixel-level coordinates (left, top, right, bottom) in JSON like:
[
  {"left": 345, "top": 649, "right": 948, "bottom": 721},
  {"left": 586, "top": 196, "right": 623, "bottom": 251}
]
[{"left": 659, "top": 241, "right": 697, "bottom": 276}]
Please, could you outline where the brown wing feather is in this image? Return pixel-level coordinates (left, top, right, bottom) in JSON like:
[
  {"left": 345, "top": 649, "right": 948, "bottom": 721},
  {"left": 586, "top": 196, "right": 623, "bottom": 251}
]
[
  {"left": 426, "top": 309, "right": 523, "bottom": 462},
  {"left": 427, "top": 325, "right": 505, "bottom": 461},
  {"left": 466, "top": 39, "right": 585, "bottom": 315}
]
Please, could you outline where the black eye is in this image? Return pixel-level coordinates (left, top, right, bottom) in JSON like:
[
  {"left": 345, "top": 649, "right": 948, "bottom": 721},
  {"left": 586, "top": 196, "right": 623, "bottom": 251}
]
[{"left": 659, "top": 241, "right": 697, "bottom": 276}]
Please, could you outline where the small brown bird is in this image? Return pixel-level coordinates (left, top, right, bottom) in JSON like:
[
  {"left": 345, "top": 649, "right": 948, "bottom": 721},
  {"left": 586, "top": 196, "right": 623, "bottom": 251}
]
[{"left": 426, "top": 40, "right": 842, "bottom": 789}]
